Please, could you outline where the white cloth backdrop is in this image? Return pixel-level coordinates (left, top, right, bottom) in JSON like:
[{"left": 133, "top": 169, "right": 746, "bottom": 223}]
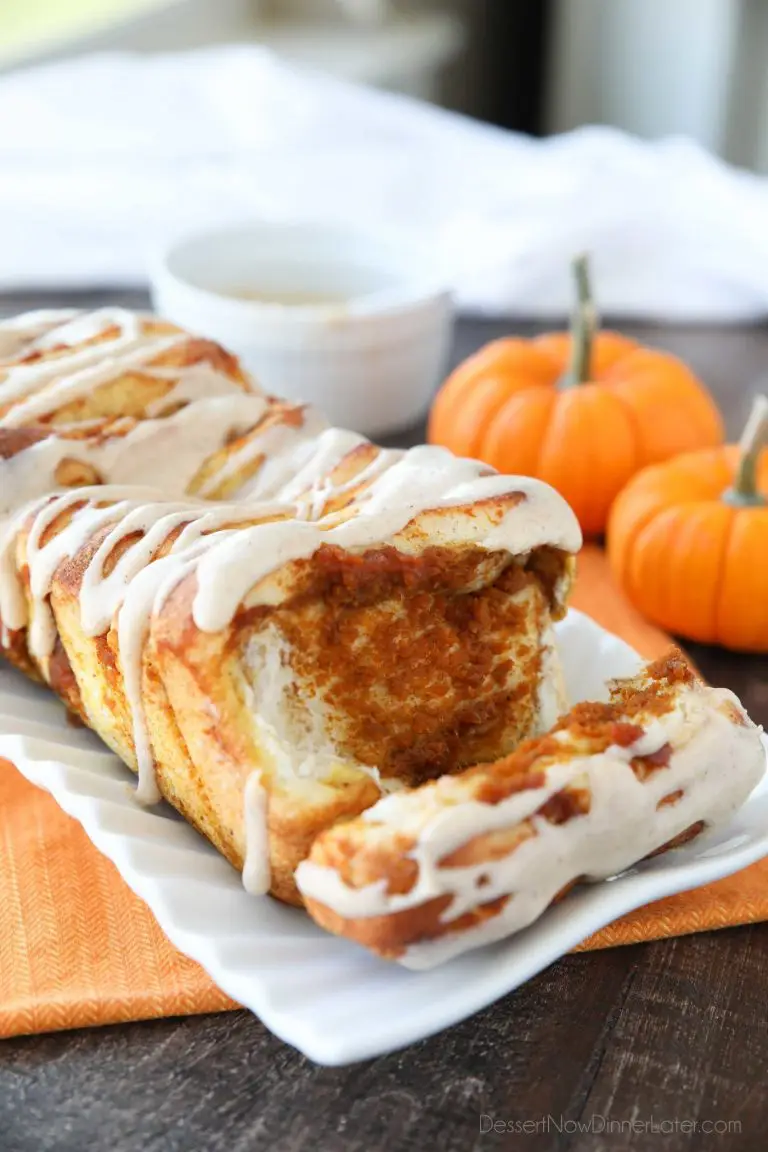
[{"left": 2, "top": 45, "right": 768, "bottom": 320}]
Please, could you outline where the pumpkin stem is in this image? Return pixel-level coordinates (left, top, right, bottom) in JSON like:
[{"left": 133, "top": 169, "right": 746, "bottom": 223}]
[
  {"left": 723, "top": 394, "right": 768, "bottom": 507},
  {"left": 561, "top": 253, "right": 597, "bottom": 389}
]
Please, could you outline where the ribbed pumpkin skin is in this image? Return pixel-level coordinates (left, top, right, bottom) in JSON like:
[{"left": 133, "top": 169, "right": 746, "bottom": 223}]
[
  {"left": 607, "top": 446, "right": 768, "bottom": 651},
  {"left": 428, "top": 333, "right": 724, "bottom": 537}
]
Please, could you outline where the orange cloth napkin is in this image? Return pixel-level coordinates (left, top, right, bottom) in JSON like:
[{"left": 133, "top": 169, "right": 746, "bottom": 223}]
[{"left": 1, "top": 544, "right": 766, "bottom": 1038}]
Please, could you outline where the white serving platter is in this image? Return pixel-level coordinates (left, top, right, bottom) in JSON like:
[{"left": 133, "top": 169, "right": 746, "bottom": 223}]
[{"left": 1, "top": 610, "right": 766, "bottom": 1065}]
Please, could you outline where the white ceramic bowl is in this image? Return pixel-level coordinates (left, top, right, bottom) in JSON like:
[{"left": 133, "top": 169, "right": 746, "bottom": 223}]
[{"left": 150, "top": 221, "right": 454, "bottom": 437}]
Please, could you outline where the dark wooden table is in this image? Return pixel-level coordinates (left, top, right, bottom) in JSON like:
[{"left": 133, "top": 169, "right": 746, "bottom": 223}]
[{"left": 1, "top": 290, "right": 767, "bottom": 1152}]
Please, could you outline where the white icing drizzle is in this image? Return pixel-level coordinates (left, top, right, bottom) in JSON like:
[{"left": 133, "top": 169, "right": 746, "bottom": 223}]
[
  {"left": 188, "top": 447, "right": 581, "bottom": 634},
  {"left": 237, "top": 424, "right": 404, "bottom": 519},
  {"left": 0, "top": 306, "right": 257, "bottom": 428},
  {"left": 32, "top": 307, "right": 145, "bottom": 350},
  {"left": 272, "top": 428, "right": 368, "bottom": 501},
  {"left": 295, "top": 685, "right": 766, "bottom": 968},
  {"left": 0, "top": 395, "right": 268, "bottom": 516},
  {"left": 198, "top": 405, "right": 329, "bottom": 499},
  {"left": 0, "top": 485, "right": 166, "bottom": 654},
  {"left": 243, "top": 771, "right": 271, "bottom": 895},
  {"left": 113, "top": 501, "right": 290, "bottom": 804},
  {"left": 0, "top": 309, "right": 81, "bottom": 361},
  {"left": 297, "top": 443, "right": 403, "bottom": 521},
  {"left": 141, "top": 365, "right": 251, "bottom": 413},
  {"left": 0, "top": 310, "right": 174, "bottom": 425},
  {"left": 0, "top": 307, "right": 270, "bottom": 521}
]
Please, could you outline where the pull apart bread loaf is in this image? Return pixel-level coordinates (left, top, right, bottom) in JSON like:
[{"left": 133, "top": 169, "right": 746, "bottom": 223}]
[{"left": 0, "top": 309, "right": 764, "bottom": 964}]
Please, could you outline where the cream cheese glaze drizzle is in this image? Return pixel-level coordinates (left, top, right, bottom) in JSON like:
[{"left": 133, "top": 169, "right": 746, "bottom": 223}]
[
  {"left": 0, "top": 309, "right": 81, "bottom": 361},
  {"left": 0, "top": 313, "right": 181, "bottom": 425},
  {"left": 198, "top": 405, "right": 330, "bottom": 499},
  {"left": 0, "top": 395, "right": 269, "bottom": 516},
  {"left": 188, "top": 447, "right": 580, "bottom": 634},
  {"left": 243, "top": 771, "right": 271, "bottom": 895},
  {"left": 0, "top": 308, "right": 266, "bottom": 515}
]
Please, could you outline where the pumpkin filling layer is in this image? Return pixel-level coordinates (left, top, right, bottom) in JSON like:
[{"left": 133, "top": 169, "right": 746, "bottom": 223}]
[{"left": 240, "top": 545, "right": 570, "bottom": 789}]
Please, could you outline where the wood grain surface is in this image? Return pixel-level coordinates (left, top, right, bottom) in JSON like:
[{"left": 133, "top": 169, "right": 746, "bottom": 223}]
[{"left": 1, "top": 290, "right": 767, "bottom": 1152}]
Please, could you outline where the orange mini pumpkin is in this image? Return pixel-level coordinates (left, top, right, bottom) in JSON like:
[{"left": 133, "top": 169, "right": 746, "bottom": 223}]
[
  {"left": 608, "top": 395, "right": 768, "bottom": 652},
  {"left": 428, "top": 256, "right": 724, "bottom": 535}
]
